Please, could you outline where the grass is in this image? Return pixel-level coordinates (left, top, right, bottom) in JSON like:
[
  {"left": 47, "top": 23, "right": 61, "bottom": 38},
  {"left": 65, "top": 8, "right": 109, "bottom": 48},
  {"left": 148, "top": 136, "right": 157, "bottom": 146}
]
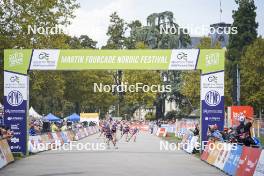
[
  {"left": 161, "top": 133, "right": 182, "bottom": 143},
  {"left": 12, "top": 152, "right": 26, "bottom": 161}
]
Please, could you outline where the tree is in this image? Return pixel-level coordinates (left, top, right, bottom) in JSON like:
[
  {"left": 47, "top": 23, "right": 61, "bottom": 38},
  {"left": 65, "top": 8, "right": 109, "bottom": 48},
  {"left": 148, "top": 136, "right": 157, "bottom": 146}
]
[
  {"left": 79, "top": 35, "right": 97, "bottom": 49},
  {"left": 63, "top": 71, "right": 116, "bottom": 114},
  {"left": 0, "top": 0, "right": 79, "bottom": 106},
  {"left": 103, "top": 12, "right": 126, "bottom": 49},
  {"left": 135, "top": 42, "right": 148, "bottom": 49},
  {"left": 121, "top": 70, "right": 161, "bottom": 117},
  {"left": 66, "top": 35, "right": 97, "bottom": 49},
  {"left": 135, "top": 11, "right": 191, "bottom": 49},
  {"left": 226, "top": 0, "right": 258, "bottom": 105},
  {"left": 165, "top": 110, "right": 184, "bottom": 120},
  {"left": 66, "top": 36, "right": 82, "bottom": 49},
  {"left": 197, "top": 37, "right": 221, "bottom": 49},
  {"left": 0, "top": 1, "right": 110, "bottom": 117},
  {"left": 240, "top": 37, "right": 264, "bottom": 118},
  {"left": 180, "top": 71, "right": 200, "bottom": 113},
  {"left": 145, "top": 112, "right": 156, "bottom": 120},
  {"left": 125, "top": 20, "right": 142, "bottom": 49},
  {"left": 29, "top": 71, "right": 65, "bottom": 117},
  {"left": 0, "top": 0, "right": 79, "bottom": 49}
]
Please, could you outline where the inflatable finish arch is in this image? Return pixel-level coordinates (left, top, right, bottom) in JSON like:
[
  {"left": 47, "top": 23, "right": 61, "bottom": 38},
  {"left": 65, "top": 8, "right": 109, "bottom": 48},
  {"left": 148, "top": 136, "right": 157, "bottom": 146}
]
[{"left": 4, "top": 49, "right": 225, "bottom": 155}]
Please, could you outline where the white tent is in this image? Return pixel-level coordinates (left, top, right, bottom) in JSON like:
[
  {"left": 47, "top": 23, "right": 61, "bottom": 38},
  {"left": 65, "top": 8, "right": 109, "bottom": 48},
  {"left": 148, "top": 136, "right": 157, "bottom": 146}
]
[
  {"left": 29, "top": 107, "right": 42, "bottom": 119},
  {"left": 0, "top": 103, "right": 3, "bottom": 110}
]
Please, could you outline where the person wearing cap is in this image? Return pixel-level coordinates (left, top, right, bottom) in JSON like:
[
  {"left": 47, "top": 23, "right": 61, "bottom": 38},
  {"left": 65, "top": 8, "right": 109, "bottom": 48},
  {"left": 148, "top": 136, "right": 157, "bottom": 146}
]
[{"left": 29, "top": 123, "right": 36, "bottom": 136}]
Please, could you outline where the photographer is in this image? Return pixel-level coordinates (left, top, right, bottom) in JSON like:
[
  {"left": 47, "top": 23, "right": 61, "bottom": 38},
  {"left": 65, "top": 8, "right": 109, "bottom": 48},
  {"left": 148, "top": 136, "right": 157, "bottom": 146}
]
[{"left": 236, "top": 116, "right": 256, "bottom": 146}]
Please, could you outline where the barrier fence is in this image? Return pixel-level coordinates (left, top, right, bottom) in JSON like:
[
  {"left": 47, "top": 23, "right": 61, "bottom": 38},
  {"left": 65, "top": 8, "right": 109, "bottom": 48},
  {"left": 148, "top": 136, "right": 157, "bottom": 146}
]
[
  {"left": 0, "top": 139, "right": 14, "bottom": 169},
  {"left": 155, "top": 124, "right": 264, "bottom": 176},
  {"left": 29, "top": 126, "right": 98, "bottom": 153},
  {"left": 179, "top": 128, "right": 263, "bottom": 176},
  {"left": 201, "top": 141, "right": 264, "bottom": 176},
  {"left": 0, "top": 126, "right": 98, "bottom": 169},
  {"left": 253, "top": 119, "right": 264, "bottom": 141},
  {"left": 130, "top": 124, "right": 149, "bottom": 131}
]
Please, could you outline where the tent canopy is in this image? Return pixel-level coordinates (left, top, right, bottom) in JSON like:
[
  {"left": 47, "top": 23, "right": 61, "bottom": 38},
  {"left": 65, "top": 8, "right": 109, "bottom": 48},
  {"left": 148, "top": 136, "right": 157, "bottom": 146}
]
[
  {"left": 188, "top": 109, "right": 200, "bottom": 118},
  {"left": 66, "top": 113, "right": 80, "bottom": 122},
  {"left": 29, "top": 107, "right": 42, "bottom": 119},
  {"left": 44, "top": 113, "right": 61, "bottom": 122}
]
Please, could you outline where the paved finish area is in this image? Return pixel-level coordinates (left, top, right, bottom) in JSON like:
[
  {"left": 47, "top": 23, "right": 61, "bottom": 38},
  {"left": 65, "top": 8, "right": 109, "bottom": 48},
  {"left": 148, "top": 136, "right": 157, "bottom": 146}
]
[{"left": 0, "top": 132, "right": 225, "bottom": 176}]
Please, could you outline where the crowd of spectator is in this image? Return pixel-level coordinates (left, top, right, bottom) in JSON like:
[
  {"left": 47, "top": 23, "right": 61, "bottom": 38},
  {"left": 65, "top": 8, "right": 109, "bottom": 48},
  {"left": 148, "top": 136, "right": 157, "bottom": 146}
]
[
  {"left": 207, "top": 116, "right": 260, "bottom": 147},
  {"left": 28, "top": 119, "right": 97, "bottom": 136}
]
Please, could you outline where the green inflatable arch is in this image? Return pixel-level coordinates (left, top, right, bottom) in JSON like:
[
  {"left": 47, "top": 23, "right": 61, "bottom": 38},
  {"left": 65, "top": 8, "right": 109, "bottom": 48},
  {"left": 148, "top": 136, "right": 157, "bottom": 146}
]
[{"left": 4, "top": 49, "right": 225, "bottom": 155}]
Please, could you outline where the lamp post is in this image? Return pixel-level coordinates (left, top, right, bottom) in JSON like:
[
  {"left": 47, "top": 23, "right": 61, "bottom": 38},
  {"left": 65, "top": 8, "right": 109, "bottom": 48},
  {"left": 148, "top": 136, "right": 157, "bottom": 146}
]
[
  {"left": 113, "top": 70, "right": 123, "bottom": 117},
  {"left": 161, "top": 71, "right": 170, "bottom": 119}
]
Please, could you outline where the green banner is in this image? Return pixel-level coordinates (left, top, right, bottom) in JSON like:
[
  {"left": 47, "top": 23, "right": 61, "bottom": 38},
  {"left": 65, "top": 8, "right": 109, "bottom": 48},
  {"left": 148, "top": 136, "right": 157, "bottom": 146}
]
[
  {"left": 4, "top": 49, "right": 32, "bottom": 74},
  {"left": 4, "top": 49, "right": 225, "bottom": 72},
  {"left": 57, "top": 50, "right": 172, "bottom": 70},
  {"left": 196, "top": 49, "right": 225, "bottom": 74}
]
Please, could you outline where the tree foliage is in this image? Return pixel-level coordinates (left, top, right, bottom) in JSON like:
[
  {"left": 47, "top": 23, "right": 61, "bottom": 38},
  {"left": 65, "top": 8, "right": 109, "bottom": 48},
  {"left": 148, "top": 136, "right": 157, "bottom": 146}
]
[
  {"left": 0, "top": 1, "right": 114, "bottom": 117},
  {"left": 103, "top": 12, "right": 126, "bottom": 49},
  {"left": 0, "top": 0, "right": 80, "bottom": 101},
  {"left": 197, "top": 37, "right": 221, "bottom": 49},
  {"left": 2, "top": 4, "right": 261, "bottom": 120},
  {"left": 165, "top": 110, "right": 184, "bottom": 120},
  {"left": 135, "top": 11, "right": 191, "bottom": 49},
  {"left": 145, "top": 112, "right": 155, "bottom": 120},
  {"left": 66, "top": 35, "right": 97, "bottom": 49},
  {"left": 240, "top": 37, "right": 264, "bottom": 113},
  {"left": 129, "top": 11, "right": 192, "bottom": 119},
  {"left": 180, "top": 36, "right": 224, "bottom": 114},
  {"left": 180, "top": 71, "right": 200, "bottom": 112},
  {"left": 226, "top": 0, "right": 258, "bottom": 104}
]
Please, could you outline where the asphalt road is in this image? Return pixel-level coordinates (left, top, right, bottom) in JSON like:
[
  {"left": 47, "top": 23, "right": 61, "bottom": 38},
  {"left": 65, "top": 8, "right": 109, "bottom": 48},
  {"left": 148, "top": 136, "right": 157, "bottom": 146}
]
[{"left": 0, "top": 132, "right": 225, "bottom": 176}]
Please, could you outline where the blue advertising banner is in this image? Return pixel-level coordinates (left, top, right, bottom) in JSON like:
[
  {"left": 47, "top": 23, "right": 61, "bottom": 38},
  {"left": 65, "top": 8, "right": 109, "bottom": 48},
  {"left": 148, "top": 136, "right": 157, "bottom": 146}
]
[
  {"left": 200, "top": 71, "right": 225, "bottom": 143},
  {"left": 3, "top": 71, "right": 28, "bottom": 155},
  {"left": 223, "top": 144, "right": 243, "bottom": 175}
]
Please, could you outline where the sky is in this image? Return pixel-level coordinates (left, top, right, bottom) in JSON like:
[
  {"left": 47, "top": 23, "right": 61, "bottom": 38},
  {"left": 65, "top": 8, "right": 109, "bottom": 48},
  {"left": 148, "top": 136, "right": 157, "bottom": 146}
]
[{"left": 68, "top": 0, "right": 264, "bottom": 48}]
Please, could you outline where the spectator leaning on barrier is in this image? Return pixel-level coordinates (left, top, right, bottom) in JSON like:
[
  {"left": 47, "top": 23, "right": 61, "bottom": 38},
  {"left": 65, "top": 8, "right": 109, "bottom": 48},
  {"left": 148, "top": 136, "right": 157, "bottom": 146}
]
[
  {"left": 34, "top": 121, "right": 42, "bottom": 134},
  {"left": 28, "top": 120, "right": 43, "bottom": 135},
  {"left": 207, "top": 124, "right": 224, "bottom": 142},
  {"left": 0, "top": 125, "right": 13, "bottom": 140},
  {"left": 29, "top": 124, "right": 36, "bottom": 136},
  {"left": 192, "top": 123, "right": 200, "bottom": 136},
  {"left": 149, "top": 122, "right": 154, "bottom": 134},
  {"left": 61, "top": 122, "right": 68, "bottom": 131},
  {"left": 51, "top": 122, "right": 60, "bottom": 132}
]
